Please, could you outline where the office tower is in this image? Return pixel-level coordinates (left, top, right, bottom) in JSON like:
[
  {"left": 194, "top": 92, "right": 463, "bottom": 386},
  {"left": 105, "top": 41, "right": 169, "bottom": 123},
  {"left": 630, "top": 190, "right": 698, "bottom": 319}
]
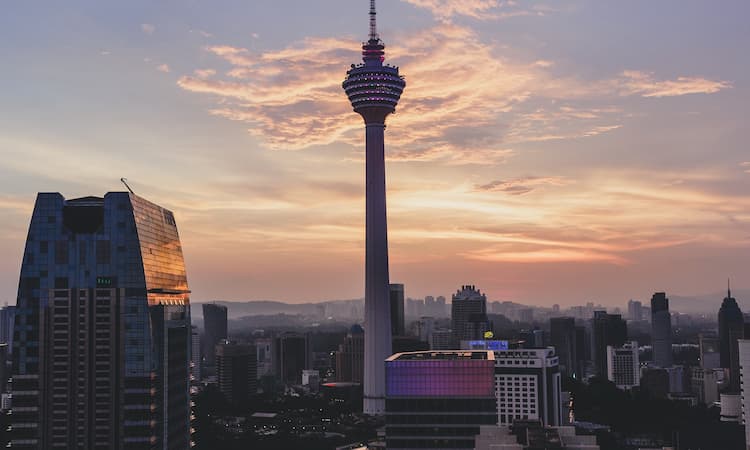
[
  {"left": 389, "top": 283, "right": 405, "bottom": 336},
  {"left": 474, "top": 424, "right": 600, "bottom": 450},
  {"left": 550, "top": 318, "right": 578, "bottom": 378},
  {"left": 495, "top": 347, "right": 562, "bottom": 426},
  {"left": 627, "top": 300, "right": 643, "bottom": 322},
  {"left": 519, "top": 308, "right": 534, "bottom": 324},
  {"left": 737, "top": 339, "right": 750, "bottom": 446},
  {"left": 719, "top": 284, "right": 743, "bottom": 391},
  {"left": 430, "top": 329, "right": 453, "bottom": 350},
  {"left": 436, "top": 296, "right": 447, "bottom": 317},
  {"left": 0, "top": 343, "right": 7, "bottom": 394},
  {"left": 0, "top": 305, "right": 16, "bottom": 352},
  {"left": 699, "top": 334, "right": 721, "bottom": 369},
  {"left": 276, "top": 333, "right": 310, "bottom": 385},
  {"left": 255, "top": 337, "right": 276, "bottom": 378},
  {"left": 416, "top": 316, "right": 434, "bottom": 343},
  {"left": 451, "top": 285, "right": 489, "bottom": 343},
  {"left": 591, "top": 311, "right": 627, "bottom": 377},
  {"left": 335, "top": 324, "right": 365, "bottom": 383},
  {"left": 690, "top": 366, "right": 720, "bottom": 406},
  {"left": 191, "top": 326, "right": 201, "bottom": 385},
  {"left": 11, "top": 192, "right": 191, "bottom": 450},
  {"left": 216, "top": 341, "right": 257, "bottom": 405},
  {"left": 343, "top": 0, "right": 405, "bottom": 416},
  {"left": 202, "top": 303, "right": 228, "bottom": 367},
  {"left": 385, "top": 351, "right": 497, "bottom": 450},
  {"left": 606, "top": 341, "right": 640, "bottom": 390},
  {"left": 651, "top": 292, "right": 673, "bottom": 368}
]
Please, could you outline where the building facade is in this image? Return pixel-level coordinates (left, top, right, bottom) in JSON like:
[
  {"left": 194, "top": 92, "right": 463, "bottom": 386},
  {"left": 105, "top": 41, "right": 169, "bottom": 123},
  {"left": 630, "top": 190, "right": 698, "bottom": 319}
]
[
  {"left": 494, "top": 348, "right": 562, "bottom": 427},
  {"left": 650, "top": 292, "right": 673, "bottom": 368},
  {"left": 11, "top": 192, "right": 191, "bottom": 450},
  {"left": 216, "top": 342, "right": 257, "bottom": 405},
  {"left": 336, "top": 325, "right": 365, "bottom": 383},
  {"left": 591, "top": 311, "right": 627, "bottom": 377},
  {"left": 719, "top": 286, "right": 744, "bottom": 392},
  {"left": 191, "top": 326, "right": 201, "bottom": 385},
  {"left": 389, "top": 284, "right": 405, "bottom": 337},
  {"left": 606, "top": 341, "right": 640, "bottom": 390},
  {"left": 451, "top": 285, "right": 489, "bottom": 344},
  {"left": 275, "top": 333, "right": 310, "bottom": 385},
  {"left": 385, "top": 351, "right": 497, "bottom": 450},
  {"left": 202, "top": 303, "right": 227, "bottom": 367}
]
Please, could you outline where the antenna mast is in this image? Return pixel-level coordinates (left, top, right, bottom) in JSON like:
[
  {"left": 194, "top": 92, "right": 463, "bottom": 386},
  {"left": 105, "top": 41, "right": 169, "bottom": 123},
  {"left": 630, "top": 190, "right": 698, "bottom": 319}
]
[
  {"left": 120, "top": 178, "right": 135, "bottom": 194},
  {"left": 369, "top": 0, "right": 378, "bottom": 41}
]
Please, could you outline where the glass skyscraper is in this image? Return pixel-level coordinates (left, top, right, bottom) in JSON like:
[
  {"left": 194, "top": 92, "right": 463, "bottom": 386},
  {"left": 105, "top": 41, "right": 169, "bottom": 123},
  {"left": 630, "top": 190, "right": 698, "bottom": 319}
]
[{"left": 11, "top": 192, "right": 191, "bottom": 450}]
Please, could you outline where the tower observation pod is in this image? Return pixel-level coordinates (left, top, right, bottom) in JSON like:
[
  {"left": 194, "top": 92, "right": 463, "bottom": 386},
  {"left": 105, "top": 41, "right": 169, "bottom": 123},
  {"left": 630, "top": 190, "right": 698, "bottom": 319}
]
[{"left": 342, "top": 0, "right": 405, "bottom": 416}]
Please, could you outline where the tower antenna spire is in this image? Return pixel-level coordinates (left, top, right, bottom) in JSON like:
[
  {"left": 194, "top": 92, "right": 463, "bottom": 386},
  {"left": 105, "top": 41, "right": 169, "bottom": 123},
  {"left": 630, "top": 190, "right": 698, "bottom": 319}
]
[
  {"left": 369, "top": 0, "right": 379, "bottom": 41},
  {"left": 728, "top": 278, "right": 732, "bottom": 298}
]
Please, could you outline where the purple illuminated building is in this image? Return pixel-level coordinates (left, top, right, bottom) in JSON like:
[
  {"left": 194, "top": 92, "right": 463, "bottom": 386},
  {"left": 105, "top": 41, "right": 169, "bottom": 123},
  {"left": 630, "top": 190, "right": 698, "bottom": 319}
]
[
  {"left": 385, "top": 351, "right": 497, "bottom": 449},
  {"left": 343, "top": 0, "right": 406, "bottom": 416}
]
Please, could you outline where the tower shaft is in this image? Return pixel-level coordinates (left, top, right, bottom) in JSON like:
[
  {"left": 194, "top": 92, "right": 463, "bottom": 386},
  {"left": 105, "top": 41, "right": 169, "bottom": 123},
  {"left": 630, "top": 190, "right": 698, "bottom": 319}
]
[{"left": 363, "top": 122, "right": 392, "bottom": 415}]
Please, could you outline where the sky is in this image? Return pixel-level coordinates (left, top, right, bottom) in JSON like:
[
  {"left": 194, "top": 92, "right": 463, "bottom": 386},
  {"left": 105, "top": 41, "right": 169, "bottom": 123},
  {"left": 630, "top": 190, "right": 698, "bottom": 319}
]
[{"left": 0, "top": 0, "right": 748, "bottom": 307}]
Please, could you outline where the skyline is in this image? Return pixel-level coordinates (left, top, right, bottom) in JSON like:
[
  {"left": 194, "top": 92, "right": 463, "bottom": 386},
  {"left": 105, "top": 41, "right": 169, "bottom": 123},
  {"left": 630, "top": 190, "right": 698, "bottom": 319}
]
[{"left": 1, "top": 0, "right": 749, "bottom": 306}]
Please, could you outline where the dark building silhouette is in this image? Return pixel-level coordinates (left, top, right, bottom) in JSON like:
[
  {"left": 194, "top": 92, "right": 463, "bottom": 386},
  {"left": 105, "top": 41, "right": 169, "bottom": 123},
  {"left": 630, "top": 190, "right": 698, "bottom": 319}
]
[
  {"left": 451, "top": 285, "right": 489, "bottom": 344},
  {"left": 651, "top": 292, "right": 673, "bottom": 367},
  {"left": 276, "top": 333, "right": 310, "bottom": 385},
  {"left": 591, "top": 311, "right": 627, "bottom": 377},
  {"left": 389, "top": 283, "right": 405, "bottom": 336},
  {"left": 343, "top": 0, "right": 405, "bottom": 416},
  {"left": 719, "top": 285, "right": 743, "bottom": 391},
  {"left": 216, "top": 342, "right": 257, "bottom": 405},
  {"left": 550, "top": 317, "right": 579, "bottom": 378},
  {"left": 11, "top": 192, "right": 191, "bottom": 450},
  {"left": 336, "top": 325, "right": 365, "bottom": 383},
  {"left": 202, "top": 303, "right": 228, "bottom": 366}
]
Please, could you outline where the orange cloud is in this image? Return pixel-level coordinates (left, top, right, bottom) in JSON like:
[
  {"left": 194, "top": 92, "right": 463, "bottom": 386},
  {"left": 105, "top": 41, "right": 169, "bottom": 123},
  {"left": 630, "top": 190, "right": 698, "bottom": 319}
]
[
  {"left": 475, "top": 176, "right": 569, "bottom": 195},
  {"left": 400, "top": 0, "right": 545, "bottom": 22},
  {"left": 617, "top": 70, "right": 731, "bottom": 97}
]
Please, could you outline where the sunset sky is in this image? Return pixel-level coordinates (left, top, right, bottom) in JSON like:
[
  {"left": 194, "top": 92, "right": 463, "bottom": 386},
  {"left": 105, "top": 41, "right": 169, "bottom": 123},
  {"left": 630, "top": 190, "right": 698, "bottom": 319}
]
[{"left": 1, "top": 0, "right": 748, "bottom": 306}]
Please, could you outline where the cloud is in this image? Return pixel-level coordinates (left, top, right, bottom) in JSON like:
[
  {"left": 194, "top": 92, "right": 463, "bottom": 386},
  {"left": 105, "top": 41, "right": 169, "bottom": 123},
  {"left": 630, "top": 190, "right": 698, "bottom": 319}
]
[
  {"left": 190, "top": 29, "right": 214, "bottom": 38},
  {"left": 193, "top": 69, "right": 216, "bottom": 79},
  {"left": 476, "top": 176, "right": 569, "bottom": 195},
  {"left": 400, "top": 0, "right": 545, "bottom": 23},
  {"left": 157, "top": 63, "right": 170, "bottom": 73},
  {"left": 742, "top": 162, "right": 750, "bottom": 174},
  {"left": 99, "top": 49, "right": 111, "bottom": 56},
  {"left": 617, "top": 70, "right": 731, "bottom": 98},
  {"left": 141, "top": 23, "right": 156, "bottom": 35}
]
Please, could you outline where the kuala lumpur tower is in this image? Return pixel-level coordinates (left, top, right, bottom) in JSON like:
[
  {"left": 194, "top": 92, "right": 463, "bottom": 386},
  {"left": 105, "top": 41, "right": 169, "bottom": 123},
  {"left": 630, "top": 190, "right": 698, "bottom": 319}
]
[{"left": 343, "top": 0, "right": 405, "bottom": 415}]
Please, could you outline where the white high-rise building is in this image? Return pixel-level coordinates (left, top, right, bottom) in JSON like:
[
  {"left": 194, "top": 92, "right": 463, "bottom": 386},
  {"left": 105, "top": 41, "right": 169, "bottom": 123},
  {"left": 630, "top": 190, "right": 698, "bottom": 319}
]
[
  {"left": 494, "top": 347, "right": 562, "bottom": 426},
  {"left": 607, "top": 341, "right": 640, "bottom": 390},
  {"left": 737, "top": 339, "right": 750, "bottom": 447}
]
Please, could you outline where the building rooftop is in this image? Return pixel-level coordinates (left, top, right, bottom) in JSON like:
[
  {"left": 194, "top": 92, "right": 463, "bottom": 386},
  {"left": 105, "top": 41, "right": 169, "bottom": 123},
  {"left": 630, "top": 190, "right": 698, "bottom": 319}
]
[{"left": 386, "top": 350, "right": 494, "bottom": 362}]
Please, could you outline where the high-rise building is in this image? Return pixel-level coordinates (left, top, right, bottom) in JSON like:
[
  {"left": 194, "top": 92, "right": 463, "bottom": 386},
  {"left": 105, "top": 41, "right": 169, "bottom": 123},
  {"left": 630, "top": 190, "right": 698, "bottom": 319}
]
[
  {"left": 699, "top": 334, "right": 721, "bottom": 370},
  {"left": 495, "top": 348, "right": 562, "bottom": 426},
  {"left": 191, "top": 325, "right": 202, "bottom": 385},
  {"left": 591, "top": 311, "right": 627, "bottom": 377},
  {"left": 276, "top": 333, "right": 310, "bottom": 385},
  {"left": 216, "top": 341, "right": 257, "bottom": 405},
  {"left": 719, "top": 284, "right": 743, "bottom": 391},
  {"left": 606, "top": 341, "right": 640, "bottom": 390},
  {"left": 430, "top": 329, "right": 453, "bottom": 350},
  {"left": 336, "top": 324, "right": 365, "bottom": 383},
  {"left": 0, "top": 305, "right": 16, "bottom": 352},
  {"left": 451, "top": 285, "right": 489, "bottom": 344},
  {"left": 385, "top": 351, "right": 497, "bottom": 450},
  {"left": 736, "top": 339, "right": 750, "bottom": 446},
  {"left": 627, "top": 300, "right": 643, "bottom": 322},
  {"left": 550, "top": 318, "right": 578, "bottom": 379},
  {"left": 255, "top": 337, "right": 276, "bottom": 379},
  {"left": 202, "top": 303, "right": 228, "bottom": 367},
  {"left": 650, "top": 292, "right": 673, "bottom": 368},
  {"left": 389, "top": 283, "right": 405, "bottom": 337},
  {"left": 11, "top": 192, "right": 191, "bottom": 450},
  {"left": 343, "top": 0, "right": 405, "bottom": 415}
]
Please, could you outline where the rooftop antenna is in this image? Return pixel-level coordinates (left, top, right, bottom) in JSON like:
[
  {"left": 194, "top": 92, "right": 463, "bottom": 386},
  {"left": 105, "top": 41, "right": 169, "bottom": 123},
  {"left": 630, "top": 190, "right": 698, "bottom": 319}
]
[
  {"left": 369, "top": 0, "right": 379, "bottom": 41},
  {"left": 728, "top": 278, "right": 732, "bottom": 298},
  {"left": 120, "top": 178, "right": 135, "bottom": 194}
]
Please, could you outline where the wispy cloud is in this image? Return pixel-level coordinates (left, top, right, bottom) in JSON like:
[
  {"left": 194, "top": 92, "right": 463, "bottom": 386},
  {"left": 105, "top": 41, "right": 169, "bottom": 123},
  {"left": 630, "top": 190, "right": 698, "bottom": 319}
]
[
  {"left": 616, "top": 70, "right": 731, "bottom": 98},
  {"left": 476, "top": 176, "right": 569, "bottom": 195},
  {"left": 742, "top": 162, "right": 750, "bottom": 174},
  {"left": 141, "top": 23, "right": 156, "bottom": 35},
  {"left": 400, "top": 0, "right": 546, "bottom": 23},
  {"left": 157, "top": 63, "right": 170, "bottom": 73}
]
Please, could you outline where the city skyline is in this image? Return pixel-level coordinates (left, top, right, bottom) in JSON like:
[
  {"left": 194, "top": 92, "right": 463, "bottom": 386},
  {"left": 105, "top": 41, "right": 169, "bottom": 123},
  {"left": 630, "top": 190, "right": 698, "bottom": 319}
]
[{"left": 1, "top": 0, "right": 749, "bottom": 306}]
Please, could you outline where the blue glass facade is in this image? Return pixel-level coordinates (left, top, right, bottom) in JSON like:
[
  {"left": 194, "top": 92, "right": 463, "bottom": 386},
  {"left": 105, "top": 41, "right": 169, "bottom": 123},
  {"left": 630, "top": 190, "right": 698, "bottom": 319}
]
[{"left": 11, "top": 192, "right": 191, "bottom": 450}]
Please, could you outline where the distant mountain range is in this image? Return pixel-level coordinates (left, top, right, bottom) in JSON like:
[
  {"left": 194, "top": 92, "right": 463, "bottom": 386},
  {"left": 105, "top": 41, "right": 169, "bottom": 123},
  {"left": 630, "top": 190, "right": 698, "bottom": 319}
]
[{"left": 190, "top": 289, "right": 750, "bottom": 323}]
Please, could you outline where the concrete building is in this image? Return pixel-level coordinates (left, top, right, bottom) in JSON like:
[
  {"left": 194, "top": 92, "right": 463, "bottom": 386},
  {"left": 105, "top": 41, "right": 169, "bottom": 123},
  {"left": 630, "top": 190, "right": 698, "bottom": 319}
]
[
  {"left": 276, "top": 333, "right": 310, "bottom": 385},
  {"left": 336, "top": 325, "right": 365, "bottom": 383},
  {"left": 699, "top": 334, "right": 721, "bottom": 370},
  {"left": 550, "top": 317, "right": 578, "bottom": 379},
  {"left": 255, "top": 337, "right": 276, "bottom": 379},
  {"left": 0, "top": 305, "right": 16, "bottom": 353},
  {"left": 738, "top": 340, "right": 750, "bottom": 446},
  {"left": 495, "top": 348, "right": 562, "bottom": 427},
  {"left": 719, "top": 285, "right": 744, "bottom": 392},
  {"left": 11, "top": 192, "right": 191, "bottom": 449},
  {"left": 191, "top": 325, "right": 201, "bottom": 385},
  {"left": 474, "top": 423, "right": 600, "bottom": 450},
  {"left": 607, "top": 341, "right": 639, "bottom": 390},
  {"left": 451, "top": 285, "right": 489, "bottom": 344},
  {"left": 216, "top": 341, "right": 257, "bottom": 405},
  {"left": 651, "top": 292, "right": 673, "bottom": 368},
  {"left": 343, "top": 0, "right": 405, "bottom": 415},
  {"left": 591, "top": 311, "right": 627, "bottom": 377},
  {"left": 385, "top": 351, "right": 497, "bottom": 450},
  {"left": 202, "top": 303, "right": 228, "bottom": 367},
  {"left": 389, "top": 283, "right": 405, "bottom": 337},
  {"left": 627, "top": 300, "right": 643, "bottom": 322},
  {"left": 430, "top": 329, "right": 452, "bottom": 350}
]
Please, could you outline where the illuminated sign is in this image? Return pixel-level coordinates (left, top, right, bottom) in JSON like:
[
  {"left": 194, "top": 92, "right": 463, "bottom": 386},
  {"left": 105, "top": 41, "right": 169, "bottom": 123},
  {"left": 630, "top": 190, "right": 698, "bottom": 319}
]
[
  {"left": 484, "top": 331, "right": 494, "bottom": 339},
  {"left": 467, "top": 340, "right": 509, "bottom": 351},
  {"left": 96, "top": 276, "right": 113, "bottom": 288}
]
